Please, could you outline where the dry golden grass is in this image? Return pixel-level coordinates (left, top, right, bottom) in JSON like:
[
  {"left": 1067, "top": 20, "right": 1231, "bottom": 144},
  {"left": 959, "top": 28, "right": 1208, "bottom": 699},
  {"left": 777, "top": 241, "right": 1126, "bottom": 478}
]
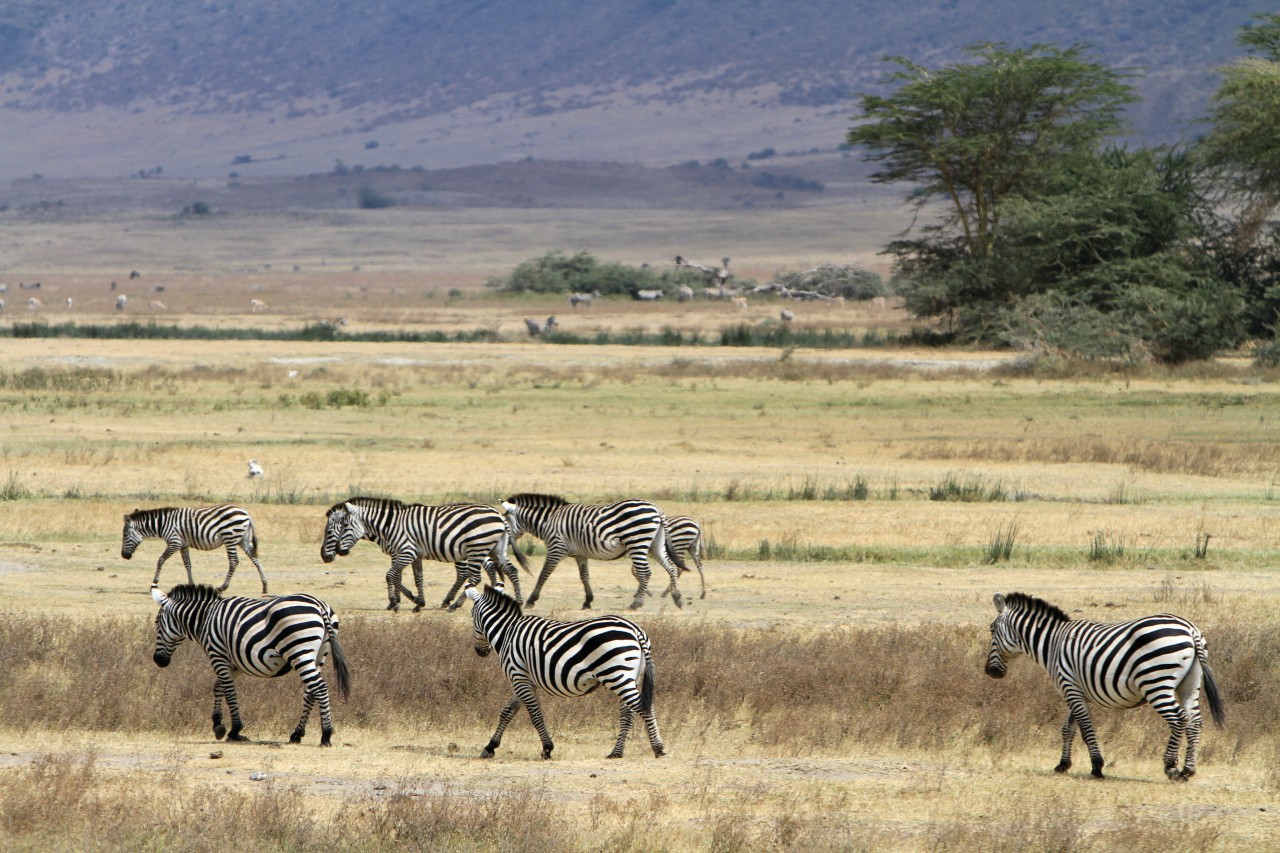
[{"left": 1, "top": 212, "right": 1279, "bottom": 850}]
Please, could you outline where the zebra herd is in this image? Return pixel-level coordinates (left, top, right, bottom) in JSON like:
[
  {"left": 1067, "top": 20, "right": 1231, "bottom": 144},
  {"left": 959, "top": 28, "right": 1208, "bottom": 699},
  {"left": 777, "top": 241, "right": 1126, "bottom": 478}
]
[
  {"left": 124, "top": 494, "right": 701, "bottom": 758},
  {"left": 122, "top": 498, "right": 1226, "bottom": 780}
]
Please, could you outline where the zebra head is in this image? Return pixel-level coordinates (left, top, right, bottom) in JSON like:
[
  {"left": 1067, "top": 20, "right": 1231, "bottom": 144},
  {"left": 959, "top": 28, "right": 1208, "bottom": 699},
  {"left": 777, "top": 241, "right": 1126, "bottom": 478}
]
[
  {"left": 150, "top": 584, "right": 186, "bottom": 667},
  {"left": 499, "top": 500, "right": 524, "bottom": 538},
  {"left": 465, "top": 582, "right": 519, "bottom": 658},
  {"left": 320, "top": 503, "right": 364, "bottom": 563},
  {"left": 121, "top": 511, "right": 145, "bottom": 560},
  {"left": 987, "top": 592, "right": 1054, "bottom": 679},
  {"left": 151, "top": 584, "right": 221, "bottom": 668}
]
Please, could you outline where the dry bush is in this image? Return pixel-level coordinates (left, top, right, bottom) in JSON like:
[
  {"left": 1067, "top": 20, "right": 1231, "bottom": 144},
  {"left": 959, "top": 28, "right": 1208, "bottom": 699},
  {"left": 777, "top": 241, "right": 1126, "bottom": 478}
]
[{"left": 2, "top": 613, "right": 1269, "bottom": 770}]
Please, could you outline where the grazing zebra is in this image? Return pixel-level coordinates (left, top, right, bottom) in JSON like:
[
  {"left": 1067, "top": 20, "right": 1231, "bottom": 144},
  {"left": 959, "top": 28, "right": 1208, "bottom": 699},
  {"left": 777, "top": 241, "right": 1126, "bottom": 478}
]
[
  {"left": 986, "top": 592, "right": 1226, "bottom": 781},
  {"left": 320, "top": 497, "right": 529, "bottom": 611},
  {"left": 464, "top": 582, "right": 666, "bottom": 760},
  {"left": 661, "top": 515, "right": 707, "bottom": 600},
  {"left": 121, "top": 504, "right": 269, "bottom": 594},
  {"left": 500, "top": 493, "right": 686, "bottom": 611},
  {"left": 150, "top": 584, "right": 351, "bottom": 746}
]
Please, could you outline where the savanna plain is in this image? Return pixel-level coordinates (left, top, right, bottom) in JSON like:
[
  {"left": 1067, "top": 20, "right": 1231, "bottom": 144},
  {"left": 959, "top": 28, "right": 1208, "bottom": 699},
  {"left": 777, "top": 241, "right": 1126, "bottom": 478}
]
[{"left": 1, "top": 204, "right": 1279, "bottom": 851}]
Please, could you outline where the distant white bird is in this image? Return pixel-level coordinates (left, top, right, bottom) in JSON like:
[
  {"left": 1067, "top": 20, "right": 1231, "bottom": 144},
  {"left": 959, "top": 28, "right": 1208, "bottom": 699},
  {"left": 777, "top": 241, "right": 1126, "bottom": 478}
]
[
  {"left": 780, "top": 309, "right": 795, "bottom": 324},
  {"left": 247, "top": 459, "right": 265, "bottom": 479},
  {"left": 287, "top": 370, "right": 299, "bottom": 380}
]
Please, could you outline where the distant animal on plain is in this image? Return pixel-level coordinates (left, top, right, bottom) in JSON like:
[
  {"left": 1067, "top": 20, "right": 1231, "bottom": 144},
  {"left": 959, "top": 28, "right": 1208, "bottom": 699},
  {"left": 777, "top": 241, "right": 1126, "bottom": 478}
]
[
  {"left": 149, "top": 301, "right": 167, "bottom": 311},
  {"left": 27, "top": 297, "right": 42, "bottom": 311},
  {"left": 116, "top": 294, "right": 128, "bottom": 310},
  {"left": 780, "top": 309, "right": 795, "bottom": 324},
  {"left": 247, "top": 460, "right": 265, "bottom": 479},
  {"left": 129, "top": 270, "right": 142, "bottom": 279},
  {"left": 249, "top": 299, "right": 267, "bottom": 313}
]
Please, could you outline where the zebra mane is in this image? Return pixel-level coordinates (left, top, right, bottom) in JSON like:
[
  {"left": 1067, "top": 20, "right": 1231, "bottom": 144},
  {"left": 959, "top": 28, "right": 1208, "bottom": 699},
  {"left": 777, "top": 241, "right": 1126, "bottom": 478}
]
[
  {"left": 504, "top": 493, "right": 568, "bottom": 507},
  {"left": 1004, "top": 592, "right": 1070, "bottom": 623},
  {"left": 482, "top": 584, "right": 524, "bottom": 617},
  {"left": 164, "top": 583, "right": 224, "bottom": 602},
  {"left": 127, "top": 507, "right": 177, "bottom": 521},
  {"left": 327, "top": 496, "right": 404, "bottom": 515}
]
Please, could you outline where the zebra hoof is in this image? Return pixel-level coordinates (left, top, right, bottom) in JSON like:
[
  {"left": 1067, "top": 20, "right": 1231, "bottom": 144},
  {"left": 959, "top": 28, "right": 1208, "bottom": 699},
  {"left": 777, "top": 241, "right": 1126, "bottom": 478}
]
[
  {"left": 480, "top": 749, "right": 495, "bottom": 759},
  {"left": 653, "top": 747, "right": 667, "bottom": 758},
  {"left": 606, "top": 751, "right": 624, "bottom": 759},
  {"left": 387, "top": 602, "right": 400, "bottom": 612},
  {"left": 541, "top": 750, "right": 554, "bottom": 760},
  {"left": 290, "top": 730, "right": 304, "bottom": 744},
  {"left": 1177, "top": 769, "right": 1194, "bottom": 782},
  {"left": 227, "top": 731, "right": 249, "bottom": 742},
  {"left": 213, "top": 725, "right": 227, "bottom": 740},
  {"left": 1054, "top": 761, "right": 1070, "bottom": 774},
  {"left": 320, "top": 732, "right": 333, "bottom": 747}
]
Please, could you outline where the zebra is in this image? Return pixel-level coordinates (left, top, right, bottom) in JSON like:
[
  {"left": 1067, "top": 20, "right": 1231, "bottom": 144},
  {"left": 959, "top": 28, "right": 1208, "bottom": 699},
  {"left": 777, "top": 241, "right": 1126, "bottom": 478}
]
[
  {"left": 464, "top": 582, "right": 666, "bottom": 760},
  {"left": 661, "top": 515, "right": 707, "bottom": 600},
  {"left": 121, "top": 504, "right": 269, "bottom": 594},
  {"left": 320, "top": 497, "right": 529, "bottom": 612},
  {"left": 150, "top": 584, "right": 351, "bottom": 746},
  {"left": 985, "top": 592, "right": 1226, "bottom": 781},
  {"left": 500, "top": 493, "right": 687, "bottom": 611}
]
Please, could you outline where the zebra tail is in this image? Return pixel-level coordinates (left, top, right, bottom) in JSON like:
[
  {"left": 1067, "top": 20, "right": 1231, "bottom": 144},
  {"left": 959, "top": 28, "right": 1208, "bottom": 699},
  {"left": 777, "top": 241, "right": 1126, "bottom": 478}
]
[
  {"left": 656, "top": 524, "right": 688, "bottom": 574},
  {"left": 329, "top": 628, "right": 353, "bottom": 702},
  {"left": 640, "top": 654, "right": 656, "bottom": 715},
  {"left": 1199, "top": 644, "right": 1226, "bottom": 729}
]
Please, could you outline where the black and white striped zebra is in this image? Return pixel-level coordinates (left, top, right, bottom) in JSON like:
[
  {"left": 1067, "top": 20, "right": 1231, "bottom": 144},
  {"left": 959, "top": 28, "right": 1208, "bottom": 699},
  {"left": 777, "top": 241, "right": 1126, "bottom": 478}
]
[
  {"left": 500, "top": 493, "right": 687, "bottom": 611},
  {"left": 986, "top": 592, "right": 1225, "bottom": 781},
  {"left": 122, "top": 504, "right": 269, "bottom": 594},
  {"left": 320, "top": 497, "right": 529, "bottom": 612},
  {"left": 150, "top": 583, "right": 351, "bottom": 746},
  {"left": 662, "top": 515, "right": 707, "bottom": 600},
  {"left": 463, "top": 582, "right": 666, "bottom": 760}
]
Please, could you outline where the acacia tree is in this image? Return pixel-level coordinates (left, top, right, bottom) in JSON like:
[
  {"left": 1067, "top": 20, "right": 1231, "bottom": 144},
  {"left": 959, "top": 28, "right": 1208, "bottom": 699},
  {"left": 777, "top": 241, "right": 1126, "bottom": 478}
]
[
  {"left": 847, "top": 43, "right": 1137, "bottom": 323},
  {"left": 1200, "top": 14, "right": 1280, "bottom": 248}
]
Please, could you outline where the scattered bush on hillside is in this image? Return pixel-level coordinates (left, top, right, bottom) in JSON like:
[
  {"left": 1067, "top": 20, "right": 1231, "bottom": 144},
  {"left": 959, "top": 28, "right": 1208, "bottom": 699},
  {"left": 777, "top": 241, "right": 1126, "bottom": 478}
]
[
  {"left": 490, "top": 250, "right": 713, "bottom": 298},
  {"left": 356, "top": 185, "right": 394, "bottom": 209},
  {"left": 771, "top": 264, "right": 886, "bottom": 300}
]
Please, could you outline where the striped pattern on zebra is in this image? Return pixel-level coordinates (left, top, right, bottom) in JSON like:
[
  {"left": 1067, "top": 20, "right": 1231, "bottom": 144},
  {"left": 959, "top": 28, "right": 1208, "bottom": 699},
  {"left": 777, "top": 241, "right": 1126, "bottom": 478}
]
[
  {"left": 662, "top": 515, "right": 707, "bottom": 600},
  {"left": 150, "top": 583, "right": 351, "bottom": 746},
  {"left": 500, "top": 493, "right": 687, "bottom": 611},
  {"left": 986, "top": 592, "right": 1226, "bottom": 781},
  {"left": 122, "top": 504, "right": 269, "bottom": 594},
  {"left": 320, "top": 497, "right": 529, "bottom": 612},
  {"left": 464, "top": 582, "right": 666, "bottom": 760}
]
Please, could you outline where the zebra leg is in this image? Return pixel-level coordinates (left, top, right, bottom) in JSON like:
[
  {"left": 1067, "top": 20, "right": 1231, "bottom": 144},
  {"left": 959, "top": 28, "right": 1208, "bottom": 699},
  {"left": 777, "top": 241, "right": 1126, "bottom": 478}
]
[
  {"left": 291, "top": 689, "right": 316, "bottom": 745},
  {"left": 1055, "top": 710, "right": 1076, "bottom": 773},
  {"left": 481, "top": 697, "right": 522, "bottom": 758},
  {"left": 410, "top": 558, "right": 426, "bottom": 611},
  {"left": 180, "top": 547, "right": 195, "bottom": 585},
  {"left": 1150, "top": 688, "right": 1191, "bottom": 781},
  {"left": 384, "top": 557, "right": 416, "bottom": 611},
  {"left": 218, "top": 546, "right": 239, "bottom": 592},
  {"left": 652, "top": 541, "right": 686, "bottom": 610},
  {"left": 693, "top": 552, "right": 707, "bottom": 600},
  {"left": 642, "top": 710, "right": 666, "bottom": 758},
  {"left": 1063, "top": 694, "right": 1104, "bottom": 778},
  {"left": 575, "top": 556, "right": 594, "bottom": 610},
  {"left": 496, "top": 555, "right": 524, "bottom": 603},
  {"left": 442, "top": 562, "right": 468, "bottom": 609},
  {"left": 248, "top": 552, "right": 268, "bottom": 595},
  {"left": 525, "top": 550, "right": 566, "bottom": 609},
  {"left": 627, "top": 551, "right": 651, "bottom": 610},
  {"left": 1177, "top": 667, "right": 1206, "bottom": 780},
  {"left": 608, "top": 706, "right": 635, "bottom": 759},
  {"left": 211, "top": 678, "right": 228, "bottom": 740},
  {"left": 153, "top": 544, "right": 181, "bottom": 586},
  {"left": 214, "top": 668, "right": 248, "bottom": 742},
  {"left": 520, "top": 692, "right": 556, "bottom": 760}
]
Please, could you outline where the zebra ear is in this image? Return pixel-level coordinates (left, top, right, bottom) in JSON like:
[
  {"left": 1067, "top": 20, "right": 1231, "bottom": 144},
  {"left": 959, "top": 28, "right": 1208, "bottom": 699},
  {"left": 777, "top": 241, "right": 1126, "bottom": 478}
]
[
  {"left": 343, "top": 502, "right": 357, "bottom": 514},
  {"left": 463, "top": 582, "right": 481, "bottom": 602},
  {"left": 500, "top": 500, "right": 515, "bottom": 513},
  {"left": 151, "top": 585, "right": 168, "bottom": 606},
  {"left": 993, "top": 593, "right": 1007, "bottom": 613}
]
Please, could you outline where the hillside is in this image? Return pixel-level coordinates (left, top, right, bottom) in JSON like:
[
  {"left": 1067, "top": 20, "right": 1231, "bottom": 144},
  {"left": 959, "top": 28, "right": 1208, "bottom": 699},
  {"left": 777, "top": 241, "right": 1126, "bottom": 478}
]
[{"left": 0, "top": 0, "right": 1273, "bottom": 184}]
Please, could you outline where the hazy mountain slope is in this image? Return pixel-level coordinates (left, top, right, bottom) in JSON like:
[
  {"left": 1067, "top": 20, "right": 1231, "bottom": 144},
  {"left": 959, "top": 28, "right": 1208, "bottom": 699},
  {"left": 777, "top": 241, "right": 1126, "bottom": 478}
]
[{"left": 0, "top": 0, "right": 1272, "bottom": 181}]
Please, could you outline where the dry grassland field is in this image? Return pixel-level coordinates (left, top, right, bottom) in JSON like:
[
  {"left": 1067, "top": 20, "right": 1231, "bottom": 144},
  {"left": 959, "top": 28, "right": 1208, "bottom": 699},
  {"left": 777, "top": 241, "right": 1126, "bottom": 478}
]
[{"left": 1, "top": 206, "right": 1279, "bottom": 851}]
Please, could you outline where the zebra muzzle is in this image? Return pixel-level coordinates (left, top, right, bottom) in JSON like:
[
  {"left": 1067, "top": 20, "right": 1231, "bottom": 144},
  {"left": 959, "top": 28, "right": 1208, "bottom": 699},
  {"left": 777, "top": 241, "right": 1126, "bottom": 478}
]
[
  {"left": 153, "top": 652, "right": 171, "bottom": 668},
  {"left": 984, "top": 661, "right": 1007, "bottom": 678}
]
